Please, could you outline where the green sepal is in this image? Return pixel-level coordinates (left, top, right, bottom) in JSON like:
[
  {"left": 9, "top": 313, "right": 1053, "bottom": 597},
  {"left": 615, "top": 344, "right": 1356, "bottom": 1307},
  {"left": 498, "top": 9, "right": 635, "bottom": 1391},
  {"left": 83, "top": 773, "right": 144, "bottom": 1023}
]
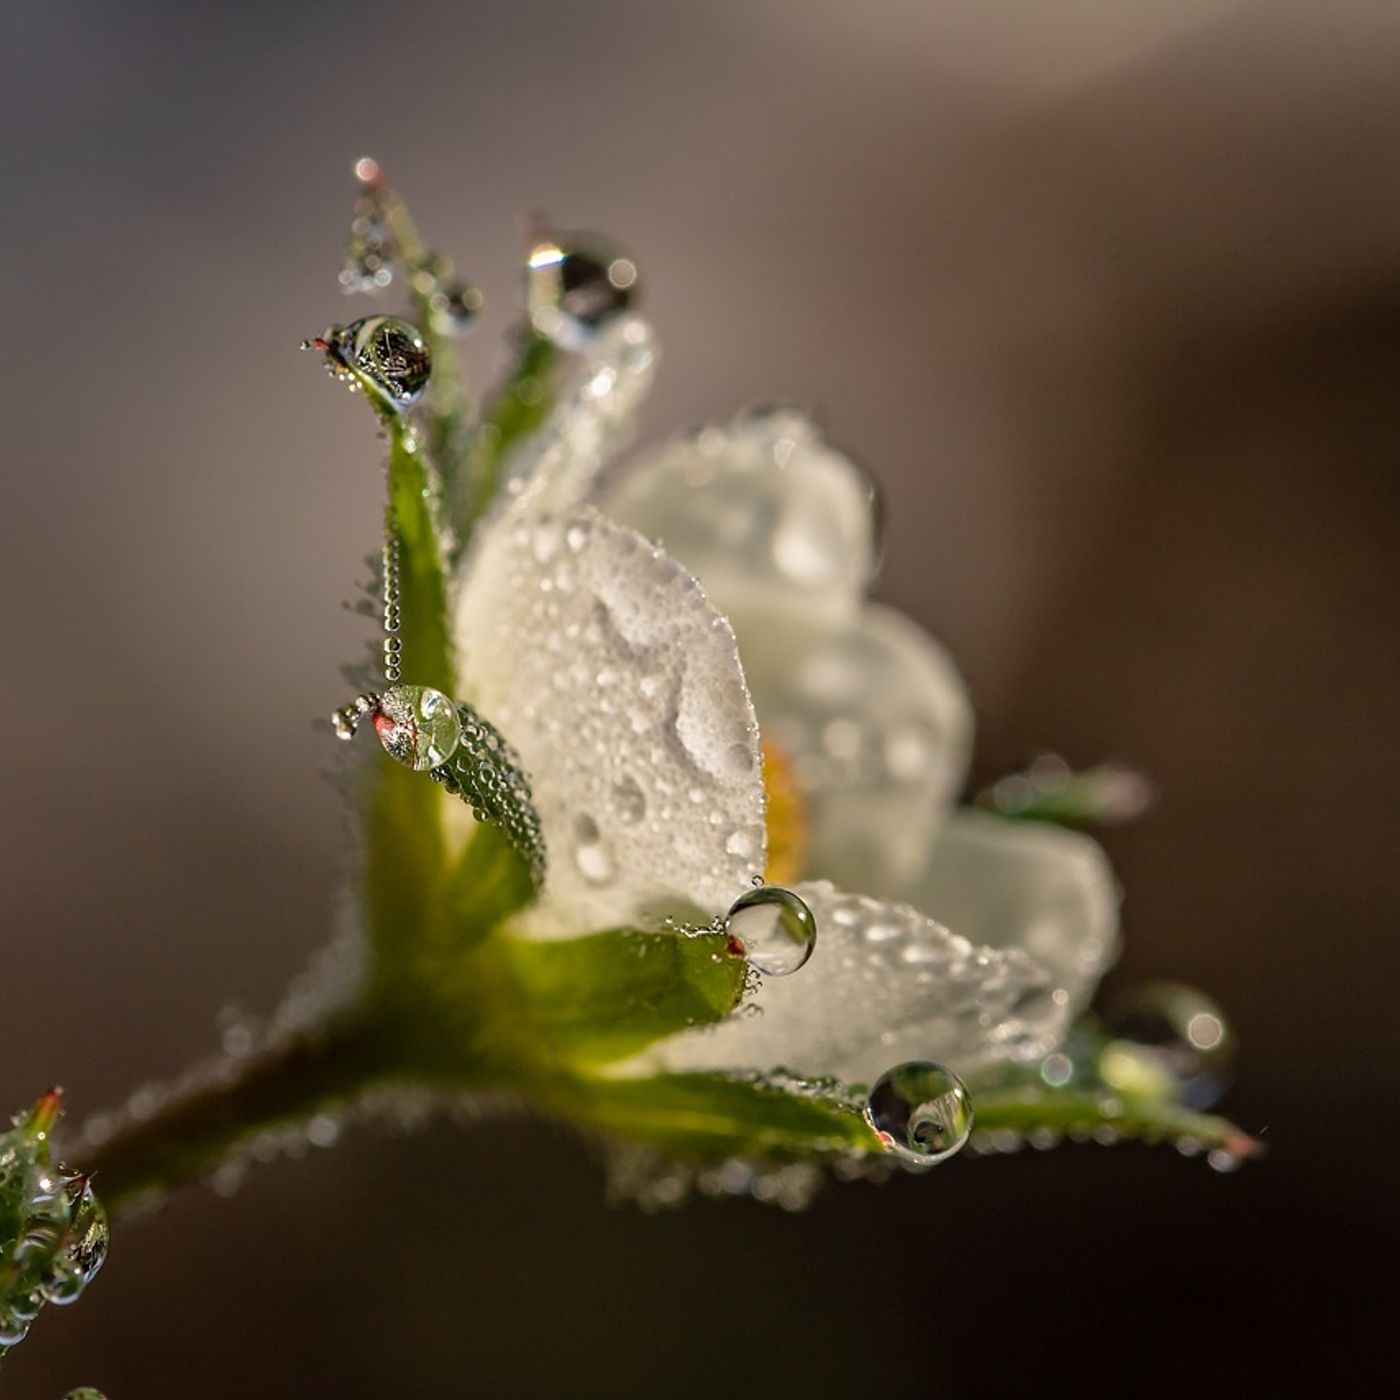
[
  {"left": 504, "top": 929, "right": 746, "bottom": 1067},
  {"left": 437, "top": 821, "right": 538, "bottom": 947},
  {"left": 556, "top": 1070, "right": 882, "bottom": 1160},
  {"left": 970, "top": 1082, "right": 1258, "bottom": 1159},
  {"left": 431, "top": 702, "right": 546, "bottom": 892}
]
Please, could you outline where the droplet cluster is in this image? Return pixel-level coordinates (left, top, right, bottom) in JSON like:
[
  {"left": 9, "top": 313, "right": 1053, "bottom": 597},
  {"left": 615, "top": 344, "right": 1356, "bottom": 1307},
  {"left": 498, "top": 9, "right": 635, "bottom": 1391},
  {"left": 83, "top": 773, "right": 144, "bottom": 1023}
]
[
  {"left": 0, "top": 1091, "right": 109, "bottom": 1357},
  {"left": 431, "top": 701, "right": 547, "bottom": 889},
  {"left": 339, "top": 172, "right": 398, "bottom": 293}
]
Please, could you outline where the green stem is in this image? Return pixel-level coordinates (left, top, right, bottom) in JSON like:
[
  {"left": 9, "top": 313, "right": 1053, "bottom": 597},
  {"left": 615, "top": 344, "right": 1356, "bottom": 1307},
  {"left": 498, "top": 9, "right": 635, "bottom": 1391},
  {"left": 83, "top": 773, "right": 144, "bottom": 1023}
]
[{"left": 78, "top": 1014, "right": 390, "bottom": 1213}]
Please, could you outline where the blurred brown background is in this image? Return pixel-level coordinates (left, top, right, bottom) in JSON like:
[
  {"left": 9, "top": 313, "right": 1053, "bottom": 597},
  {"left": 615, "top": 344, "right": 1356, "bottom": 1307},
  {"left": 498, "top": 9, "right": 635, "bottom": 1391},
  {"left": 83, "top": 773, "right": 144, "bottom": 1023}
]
[{"left": 4, "top": 1, "right": 1398, "bottom": 1394}]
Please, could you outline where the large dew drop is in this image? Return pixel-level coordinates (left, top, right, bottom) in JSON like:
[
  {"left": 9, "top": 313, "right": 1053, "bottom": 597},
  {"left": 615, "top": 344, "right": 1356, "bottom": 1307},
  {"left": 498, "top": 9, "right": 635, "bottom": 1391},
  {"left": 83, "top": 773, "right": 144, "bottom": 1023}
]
[
  {"left": 726, "top": 885, "right": 816, "bottom": 976},
  {"left": 526, "top": 233, "right": 637, "bottom": 351},
  {"left": 373, "top": 685, "right": 462, "bottom": 771},
  {"left": 1102, "top": 982, "right": 1233, "bottom": 1109},
  {"left": 867, "top": 1061, "right": 973, "bottom": 1164},
  {"left": 310, "top": 316, "right": 432, "bottom": 409}
]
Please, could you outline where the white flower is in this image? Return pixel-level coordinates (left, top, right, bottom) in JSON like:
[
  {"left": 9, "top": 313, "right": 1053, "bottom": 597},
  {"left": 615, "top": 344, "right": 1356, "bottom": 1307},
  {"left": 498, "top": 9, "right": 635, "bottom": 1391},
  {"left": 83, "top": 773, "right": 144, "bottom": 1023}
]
[{"left": 453, "top": 318, "right": 1119, "bottom": 1088}]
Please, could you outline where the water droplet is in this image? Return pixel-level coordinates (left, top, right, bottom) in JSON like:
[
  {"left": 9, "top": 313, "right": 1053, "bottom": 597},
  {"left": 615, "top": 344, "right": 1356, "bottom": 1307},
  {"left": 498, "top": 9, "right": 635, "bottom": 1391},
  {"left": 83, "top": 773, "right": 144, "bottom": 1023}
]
[
  {"left": 372, "top": 685, "right": 462, "bottom": 770},
  {"left": 867, "top": 1061, "right": 973, "bottom": 1164},
  {"left": 1103, "top": 982, "right": 1234, "bottom": 1109},
  {"left": 339, "top": 167, "right": 397, "bottom": 294},
  {"left": 312, "top": 316, "right": 432, "bottom": 410},
  {"left": 725, "top": 885, "right": 816, "bottom": 976},
  {"left": 612, "top": 775, "right": 646, "bottom": 825},
  {"left": 572, "top": 814, "right": 617, "bottom": 885},
  {"left": 429, "top": 280, "right": 484, "bottom": 333},
  {"left": 526, "top": 232, "right": 637, "bottom": 350}
]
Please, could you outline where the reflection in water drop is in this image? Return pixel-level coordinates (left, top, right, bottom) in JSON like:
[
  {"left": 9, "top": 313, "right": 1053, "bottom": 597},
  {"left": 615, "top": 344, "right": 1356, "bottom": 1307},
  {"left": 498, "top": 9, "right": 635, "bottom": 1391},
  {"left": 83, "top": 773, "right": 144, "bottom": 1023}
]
[
  {"left": 867, "top": 1061, "right": 973, "bottom": 1164},
  {"left": 572, "top": 814, "right": 617, "bottom": 886},
  {"left": 527, "top": 232, "right": 638, "bottom": 351},
  {"left": 310, "top": 316, "right": 432, "bottom": 410},
  {"left": 1103, "top": 982, "right": 1234, "bottom": 1109},
  {"left": 373, "top": 685, "right": 462, "bottom": 771},
  {"left": 725, "top": 885, "right": 816, "bottom": 976}
]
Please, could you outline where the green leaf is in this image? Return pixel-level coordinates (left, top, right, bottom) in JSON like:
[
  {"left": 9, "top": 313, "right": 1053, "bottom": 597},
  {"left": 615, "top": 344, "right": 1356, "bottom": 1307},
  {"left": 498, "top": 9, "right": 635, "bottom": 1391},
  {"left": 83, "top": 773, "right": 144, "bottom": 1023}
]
[
  {"left": 556, "top": 1070, "right": 882, "bottom": 1159},
  {"left": 504, "top": 929, "right": 746, "bottom": 1066},
  {"left": 971, "top": 1083, "right": 1258, "bottom": 1160}
]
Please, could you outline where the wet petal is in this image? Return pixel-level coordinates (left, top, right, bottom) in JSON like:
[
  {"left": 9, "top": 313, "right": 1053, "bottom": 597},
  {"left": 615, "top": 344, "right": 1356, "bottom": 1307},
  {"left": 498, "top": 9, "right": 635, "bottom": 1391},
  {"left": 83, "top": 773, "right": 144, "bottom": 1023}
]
[
  {"left": 453, "top": 508, "right": 766, "bottom": 936},
  {"left": 901, "top": 810, "right": 1120, "bottom": 1012},
  {"left": 740, "top": 601, "right": 973, "bottom": 895},
  {"left": 501, "top": 315, "right": 658, "bottom": 518},
  {"left": 659, "top": 880, "right": 1065, "bottom": 1087},
  {"left": 602, "top": 409, "right": 876, "bottom": 629}
]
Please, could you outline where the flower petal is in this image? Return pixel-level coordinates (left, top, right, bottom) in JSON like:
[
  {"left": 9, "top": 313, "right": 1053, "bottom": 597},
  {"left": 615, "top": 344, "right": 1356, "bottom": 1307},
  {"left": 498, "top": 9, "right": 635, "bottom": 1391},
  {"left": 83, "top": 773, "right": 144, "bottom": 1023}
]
[
  {"left": 659, "top": 880, "right": 1065, "bottom": 1087},
  {"left": 501, "top": 315, "right": 658, "bottom": 517},
  {"left": 453, "top": 507, "right": 766, "bottom": 937},
  {"left": 601, "top": 409, "right": 876, "bottom": 629},
  {"left": 899, "top": 810, "right": 1120, "bottom": 1012},
  {"left": 741, "top": 601, "right": 973, "bottom": 896}
]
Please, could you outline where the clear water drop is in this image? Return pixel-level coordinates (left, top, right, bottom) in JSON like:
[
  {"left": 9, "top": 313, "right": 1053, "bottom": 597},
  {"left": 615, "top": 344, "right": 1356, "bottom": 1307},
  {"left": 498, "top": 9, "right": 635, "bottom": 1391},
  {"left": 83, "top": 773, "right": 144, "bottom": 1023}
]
[
  {"left": 572, "top": 814, "right": 617, "bottom": 886},
  {"left": 725, "top": 885, "right": 816, "bottom": 976},
  {"left": 372, "top": 685, "right": 462, "bottom": 771},
  {"left": 526, "top": 232, "right": 637, "bottom": 351},
  {"left": 312, "top": 316, "right": 431, "bottom": 409},
  {"left": 867, "top": 1061, "right": 973, "bottom": 1164},
  {"left": 1103, "top": 982, "right": 1234, "bottom": 1109}
]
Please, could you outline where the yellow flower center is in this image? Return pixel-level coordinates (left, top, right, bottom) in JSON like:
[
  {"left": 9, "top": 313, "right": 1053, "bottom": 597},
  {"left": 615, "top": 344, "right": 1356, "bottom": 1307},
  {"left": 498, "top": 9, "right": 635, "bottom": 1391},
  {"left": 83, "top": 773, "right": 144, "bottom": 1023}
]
[{"left": 762, "top": 739, "right": 808, "bottom": 886}]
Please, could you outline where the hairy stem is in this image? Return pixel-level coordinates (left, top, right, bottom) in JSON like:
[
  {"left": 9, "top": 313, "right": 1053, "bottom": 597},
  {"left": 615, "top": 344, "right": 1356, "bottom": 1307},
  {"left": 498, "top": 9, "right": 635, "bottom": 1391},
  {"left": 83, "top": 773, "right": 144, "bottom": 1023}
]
[{"left": 76, "top": 1013, "right": 390, "bottom": 1213}]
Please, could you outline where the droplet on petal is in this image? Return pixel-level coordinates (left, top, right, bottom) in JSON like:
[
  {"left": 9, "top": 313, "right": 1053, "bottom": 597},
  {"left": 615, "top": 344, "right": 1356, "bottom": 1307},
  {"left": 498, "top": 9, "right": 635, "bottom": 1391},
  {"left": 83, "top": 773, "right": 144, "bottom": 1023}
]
[
  {"left": 726, "top": 885, "right": 816, "bottom": 976},
  {"left": 372, "top": 685, "right": 462, "bottom": 770},
  {"left": 571, "top": 813, "right": 617, "bottom": 886},
  {"left": 867, "top": 1061, "right": 973, "bottom": 1164},
  {"left": 1102, "top": 982, "right": 1234, "bottom": 1109},
  {"left": 527, "top": 232, "right": 637, "bottom": 351}
]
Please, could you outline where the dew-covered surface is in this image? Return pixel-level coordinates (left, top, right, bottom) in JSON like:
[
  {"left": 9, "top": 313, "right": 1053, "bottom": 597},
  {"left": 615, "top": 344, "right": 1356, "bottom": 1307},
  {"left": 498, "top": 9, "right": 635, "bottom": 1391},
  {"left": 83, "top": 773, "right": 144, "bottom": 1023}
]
[
  {"left": 604, "top": 414, "right": 976, "bottom": 902},
  {"left": 603, "top": 409, "right": 877, "bottom": 628},
  {"left": 662, "top": 880, "right": 1064, "bottom": 1085},
  {"left": 488, "top": 314, "right": 657, "bottom": 522},
  {"left": 900, "top": 809, "right": 1121, "bottom": 1015},
  {"left": 455, "top": 508, "right": 765, "bottom": 935}
]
